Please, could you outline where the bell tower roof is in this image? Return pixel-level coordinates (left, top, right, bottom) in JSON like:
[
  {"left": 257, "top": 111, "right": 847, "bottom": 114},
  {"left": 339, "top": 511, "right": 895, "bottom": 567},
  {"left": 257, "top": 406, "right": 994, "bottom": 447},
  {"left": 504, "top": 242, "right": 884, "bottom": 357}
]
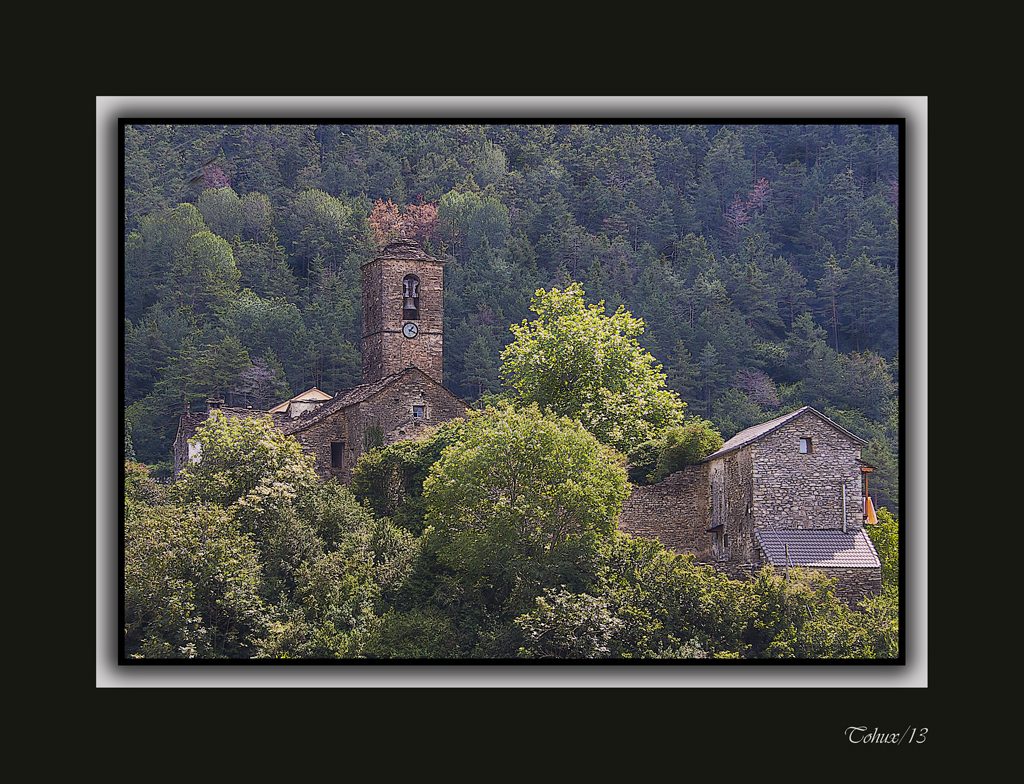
[{"left": 364, "top": 238, "right": 445, "bottom": 265}]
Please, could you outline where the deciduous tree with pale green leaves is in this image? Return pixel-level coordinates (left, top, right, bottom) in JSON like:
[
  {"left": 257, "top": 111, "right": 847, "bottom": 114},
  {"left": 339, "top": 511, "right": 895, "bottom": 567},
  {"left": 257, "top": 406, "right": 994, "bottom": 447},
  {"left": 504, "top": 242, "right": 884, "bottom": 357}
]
[
  {"left": 500, "top": 284, "right": 685, "bottom": 455},
  {"left": 169, "top": 230, "right": 240, "bottom": 317},
  {"left": 124, "top": 501, "right": 270, "bottom": 659},
  {"left": 422, "top": 402, "right": 629, "bottom": 616},
  {"left": 866, "top": 507, "right": 899, "bottom": 590},
  {"left": 173, "top": 410, "right": 318, "bottom": 532}
]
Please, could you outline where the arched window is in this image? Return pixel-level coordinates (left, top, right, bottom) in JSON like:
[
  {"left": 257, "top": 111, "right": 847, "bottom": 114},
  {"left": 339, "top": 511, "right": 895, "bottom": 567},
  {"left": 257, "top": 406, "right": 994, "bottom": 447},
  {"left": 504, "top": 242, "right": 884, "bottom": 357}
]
[{"left": 403, "top": 275, "right": 420, "bottom": 320}]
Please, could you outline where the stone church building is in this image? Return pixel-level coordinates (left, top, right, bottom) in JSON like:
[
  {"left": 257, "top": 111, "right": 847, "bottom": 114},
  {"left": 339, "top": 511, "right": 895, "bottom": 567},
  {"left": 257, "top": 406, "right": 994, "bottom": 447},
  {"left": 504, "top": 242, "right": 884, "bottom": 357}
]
[
  {"left": 174, "top": 238, "right": 468, "bottom": 483},
  {"left": 618, "top": 406, "right": 883, "bottom": 607}
]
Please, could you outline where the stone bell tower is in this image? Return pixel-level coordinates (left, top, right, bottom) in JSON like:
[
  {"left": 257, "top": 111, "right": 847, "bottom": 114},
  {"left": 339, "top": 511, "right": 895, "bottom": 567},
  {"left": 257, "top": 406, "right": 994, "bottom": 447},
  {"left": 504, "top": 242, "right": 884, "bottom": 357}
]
[{"left": 361, "top": 238, "right": 446, "bottom": 385}]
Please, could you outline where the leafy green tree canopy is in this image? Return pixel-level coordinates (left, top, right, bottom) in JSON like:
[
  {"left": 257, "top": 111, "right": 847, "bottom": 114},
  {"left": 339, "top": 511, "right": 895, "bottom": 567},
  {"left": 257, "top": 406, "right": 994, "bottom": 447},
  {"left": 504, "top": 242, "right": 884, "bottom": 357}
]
[
  {"left": 351, "top": 418, "right": 468, "bottom": 535},
  {"left": 515, "top": 588, "right": 623, "bottom": 659},
  {"left": 422, "top": 402, "right": 628, "bottom": 613},
  {"left": 124, "top": 501, "right": 269, "bottom": 659},
  {"left": 173, "top": 410, "right": 318, "bottom": 530},
  {"left": 500, "top": 283, "right": 685, "bottom": 455},
  {"left": 628, "top": 416, "right": 725, "bottom": 485},
  {"left": 866, "top": 507, "right": 898, "bottom": 589}
]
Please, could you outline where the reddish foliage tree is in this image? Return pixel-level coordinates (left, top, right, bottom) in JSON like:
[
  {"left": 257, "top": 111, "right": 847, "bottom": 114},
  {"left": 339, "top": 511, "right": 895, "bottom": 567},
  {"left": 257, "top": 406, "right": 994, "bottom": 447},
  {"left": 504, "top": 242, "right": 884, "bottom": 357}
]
[
  {"left": 368, "top": 196, "right": 440, "bottom": 250},
  {"left": 368, "top": 198, "right": 402, "bottom": 249},
  {"left": 745, "top": 177, "right": 771, "bottom": 213},
  {"left": 886, "top": 176, "right": 899, "bottom": 209},
  {"left": 722, "top": 194, "right": 749, "bottom": 243},
  {"left": 401, "top": 197, "right": 439, "bottom": 246}
]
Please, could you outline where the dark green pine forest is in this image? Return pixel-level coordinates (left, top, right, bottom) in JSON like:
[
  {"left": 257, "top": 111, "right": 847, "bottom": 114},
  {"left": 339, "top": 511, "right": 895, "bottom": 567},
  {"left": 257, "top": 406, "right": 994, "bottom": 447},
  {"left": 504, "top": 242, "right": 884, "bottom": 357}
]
[
  {"left": 124, "top": 122, "right": 900, "bottom": 511},
  {"left": 122, "top": 122, "right": 904, "bottom": 661}
]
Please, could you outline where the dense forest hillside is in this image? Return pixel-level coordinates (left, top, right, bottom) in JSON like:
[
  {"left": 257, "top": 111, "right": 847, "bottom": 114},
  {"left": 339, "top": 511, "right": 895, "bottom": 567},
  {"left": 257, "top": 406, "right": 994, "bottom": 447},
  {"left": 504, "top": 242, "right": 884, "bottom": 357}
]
[{"left": 123, "top": 122, "right": 900, "bottom": 514}]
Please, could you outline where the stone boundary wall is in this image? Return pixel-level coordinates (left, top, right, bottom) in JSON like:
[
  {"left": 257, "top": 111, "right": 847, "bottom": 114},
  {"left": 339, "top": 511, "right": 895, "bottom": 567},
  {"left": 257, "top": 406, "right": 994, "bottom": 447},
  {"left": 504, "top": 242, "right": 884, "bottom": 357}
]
[
  {"left": 817, "top": 567, "right": 883, "bottom": 609},
  {"left": 705, "top": 561, "right": 881, "bottom": 611},
  {"left": 618, "top": 464, "right": 709, "bottom": 555}
]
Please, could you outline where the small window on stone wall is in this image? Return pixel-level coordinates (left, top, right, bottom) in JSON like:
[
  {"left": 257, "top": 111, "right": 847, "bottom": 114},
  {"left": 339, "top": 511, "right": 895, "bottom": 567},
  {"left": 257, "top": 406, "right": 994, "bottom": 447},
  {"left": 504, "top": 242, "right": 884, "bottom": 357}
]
[
  {"left": 413, "top": 405, "right": 425, "bottom": 418},
  {"left": 799, "top": 437, "right": 812, "bottom": 454},
  {"left": 331, "top": 441, "right": 346, "bottom": 471}
]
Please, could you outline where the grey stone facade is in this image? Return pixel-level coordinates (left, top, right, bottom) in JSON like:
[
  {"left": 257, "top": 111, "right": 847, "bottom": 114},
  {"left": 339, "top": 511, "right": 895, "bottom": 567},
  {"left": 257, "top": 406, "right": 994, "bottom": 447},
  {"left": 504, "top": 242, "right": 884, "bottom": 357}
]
[
  {"left": 745, "top": 410, "right": 866, "bottom": 536},
  {"left": 619, "top": 407, "right": 882, "bottom": 607},
  {"left": 174, "top": 239, "right": 467, "bottom": 483},
  {"left": 812, "top": 566, "right": 883, "bottom": 608}
]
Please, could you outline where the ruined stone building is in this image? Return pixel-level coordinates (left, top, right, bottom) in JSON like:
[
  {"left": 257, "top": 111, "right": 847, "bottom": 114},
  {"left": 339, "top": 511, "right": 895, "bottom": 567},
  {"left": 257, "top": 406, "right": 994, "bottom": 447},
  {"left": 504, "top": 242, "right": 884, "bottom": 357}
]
[
  {"left": 174, "top": 238, "right": 468, "bottom": 483},
  {"left": 619, "top": 406, "right": 882, "bottom": 606}
]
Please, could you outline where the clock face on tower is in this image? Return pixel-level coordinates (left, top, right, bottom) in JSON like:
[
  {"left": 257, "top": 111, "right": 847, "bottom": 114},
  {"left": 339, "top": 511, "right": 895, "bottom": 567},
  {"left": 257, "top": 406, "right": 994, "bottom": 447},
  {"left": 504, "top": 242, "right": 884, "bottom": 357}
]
[{"left": 402, "top": 322, "right": 418, "bottom": 339}]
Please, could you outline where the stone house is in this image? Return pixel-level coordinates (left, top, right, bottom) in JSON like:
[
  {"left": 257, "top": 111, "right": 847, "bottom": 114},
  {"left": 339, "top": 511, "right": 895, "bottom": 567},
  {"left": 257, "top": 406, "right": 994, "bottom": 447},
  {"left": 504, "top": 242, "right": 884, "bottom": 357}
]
[
  {"left": 174, "top": 238, "right": 468, "bottom": 483},
  {"left": 619, "top": 406, "right": 882, "bottom": 607}
]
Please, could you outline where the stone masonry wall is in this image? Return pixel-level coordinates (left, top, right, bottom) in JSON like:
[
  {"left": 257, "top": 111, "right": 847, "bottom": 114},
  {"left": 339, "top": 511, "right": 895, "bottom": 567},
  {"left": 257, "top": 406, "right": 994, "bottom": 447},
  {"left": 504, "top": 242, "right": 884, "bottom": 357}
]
[
  {"left": 360, "top": 374, "right": 466, "bottom": 446},
  {"left": 706, "top": 561, "right": 881, "bottom": 611},
  {"left": 345, "top": 374, "right": 467, "bottom": 483},
  {"left": 818, "top": 566, "right": 883, "bottom": 609},
  {"left": 618, "top": 464, "right": 709, "bottom": 555},
  {"left": 286, "top": 409, "right": 350, "bottom": 481},
  {"left": 287, "top": 373, "right": 467, "bottom": 484},
  {"left": 617, "top": 411, "right": 878, "bottom": 611},
  {"left": 751, "top": 411, "right": 864, "bottom": 532},
  {"left": 709, "top": 448, "right": 759, "bottom": 564},
  {"left": 361, "top": 255, "right": 446, "bottom": 385},
  {"left": 173, "top": 412, "right": 208, "bottom": 478}
]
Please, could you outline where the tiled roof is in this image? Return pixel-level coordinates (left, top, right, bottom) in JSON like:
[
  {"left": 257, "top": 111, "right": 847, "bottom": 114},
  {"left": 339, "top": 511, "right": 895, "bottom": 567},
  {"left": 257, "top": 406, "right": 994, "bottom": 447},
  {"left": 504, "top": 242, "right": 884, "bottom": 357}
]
[
  {"left": 178, "top": 369, "right": 462, "bottom": 439},
  {"left": 267, "top": 387, "right": 332, "bottom": 413},
  {"left": 278, "top": 368, "right": 454, "bottom": 434},
  {"left": 754, "top": 528, "right": 880, "bottom": 569},
  {"left": 703, "top": 406, "right": 868, "bottom": 462}
]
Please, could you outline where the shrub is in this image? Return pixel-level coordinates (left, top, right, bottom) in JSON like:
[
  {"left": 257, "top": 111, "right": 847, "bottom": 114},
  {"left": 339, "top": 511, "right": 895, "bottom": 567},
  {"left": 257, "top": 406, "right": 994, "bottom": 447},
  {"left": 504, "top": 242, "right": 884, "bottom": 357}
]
[{"left": 628, "top": 416, "right": 724, "bottom": 484}]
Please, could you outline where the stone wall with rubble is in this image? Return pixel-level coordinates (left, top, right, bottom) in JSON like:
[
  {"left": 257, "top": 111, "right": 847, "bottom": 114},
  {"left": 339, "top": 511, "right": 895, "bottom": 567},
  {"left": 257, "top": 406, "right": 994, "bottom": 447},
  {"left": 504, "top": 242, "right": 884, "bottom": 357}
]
[
  {"left": 749, "top": 411, "right": 865, "bottom": 533},
  {"left": 617, "top": 464, "right": 709, "bottom": 555},
  {"left": 352, "top": 373, "right": 467, "bottom": 466},
  {"left": 708, "top": 447, "right": 761, "bottom": 564}
]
